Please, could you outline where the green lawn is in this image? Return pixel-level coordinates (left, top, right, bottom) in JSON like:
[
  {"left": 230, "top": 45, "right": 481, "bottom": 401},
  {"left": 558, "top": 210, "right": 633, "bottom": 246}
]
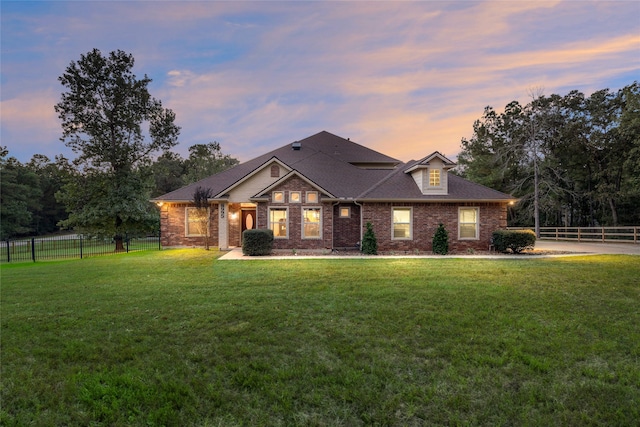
[{"left": 2, "top": 250, "right": 639, "bottom": 426}]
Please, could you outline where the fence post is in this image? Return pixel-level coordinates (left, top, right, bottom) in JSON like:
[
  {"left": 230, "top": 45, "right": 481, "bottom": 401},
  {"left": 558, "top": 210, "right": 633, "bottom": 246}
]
[
  {"left": 80, "top": 235, "right": 83, "bottom": 259},
  {"left": 5, "top": 240, "right": 9, "bottom": 263},
  {"left": 158, "top": 228, "right": 161, "bottom": 251},
  {"left": 31, "top": 238, "right": 36, "bottom": 262},
  {"left": 126, "top": 233, "right": 129, "bottom": 253}
]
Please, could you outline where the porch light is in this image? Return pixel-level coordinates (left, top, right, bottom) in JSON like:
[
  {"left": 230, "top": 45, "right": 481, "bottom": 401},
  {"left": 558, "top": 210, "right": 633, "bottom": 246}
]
[
  {"left": 230, "top": 212, "right": 238, "bottom": 220},
  {"left": 156, "top": 201, "right": 164, "bottom": 207}
]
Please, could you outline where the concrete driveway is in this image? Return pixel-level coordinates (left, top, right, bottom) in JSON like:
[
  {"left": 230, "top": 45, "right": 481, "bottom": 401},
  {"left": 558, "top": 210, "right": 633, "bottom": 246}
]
[{"left": 535, "top": 240, "right": 640, "bottom": 255}]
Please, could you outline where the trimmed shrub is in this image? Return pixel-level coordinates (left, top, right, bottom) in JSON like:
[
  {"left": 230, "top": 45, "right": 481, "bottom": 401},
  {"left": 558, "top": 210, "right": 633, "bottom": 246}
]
[
  {"left": 242, "top": 229, "right": 274, "bottom": 256},
  {"left": 361, "top": 222, "right": 378, "bottom": 255},
  {"left": 492, "top": 229, "right": 536, "bottom": 254},
  {"left": 432, "top": 223, "right": 449, "bottom": 255}
]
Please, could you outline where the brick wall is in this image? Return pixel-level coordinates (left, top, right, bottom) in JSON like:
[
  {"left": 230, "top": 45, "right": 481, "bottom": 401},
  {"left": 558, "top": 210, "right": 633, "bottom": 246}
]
[
  {"left": 159, "top": 198, "right": 508, "bottom": 253},
  {"left": 362, "top": 202, "right": 507, "bottom": 252},
  {"left": 257, "top": 176, "right": 333, "bottom": 250},
  {"left": 333, "top": 203, "right": 361, "bottom": 248},
  {"left": 160, "top": 203, "right": 219, "bottom": 247}
]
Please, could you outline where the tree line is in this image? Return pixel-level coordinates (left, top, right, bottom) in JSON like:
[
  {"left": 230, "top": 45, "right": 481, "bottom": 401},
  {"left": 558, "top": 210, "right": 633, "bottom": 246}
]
[
  {"left": 457, "top": 82, "right": 640, "bottom": 230},
  {"left": 0, "top": 143, "right": 238, "bottom": 240}
]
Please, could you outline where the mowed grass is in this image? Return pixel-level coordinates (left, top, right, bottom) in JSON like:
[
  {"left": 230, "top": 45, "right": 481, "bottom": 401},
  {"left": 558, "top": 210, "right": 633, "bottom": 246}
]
[{"left": 1, "top": 251, "right": 639, "bottom": 426}]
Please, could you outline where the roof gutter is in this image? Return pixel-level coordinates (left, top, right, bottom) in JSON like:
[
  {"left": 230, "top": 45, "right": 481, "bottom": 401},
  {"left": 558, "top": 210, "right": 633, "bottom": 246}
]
[{"left": 352, "top": 198, "right": 519, "bottom": 204}]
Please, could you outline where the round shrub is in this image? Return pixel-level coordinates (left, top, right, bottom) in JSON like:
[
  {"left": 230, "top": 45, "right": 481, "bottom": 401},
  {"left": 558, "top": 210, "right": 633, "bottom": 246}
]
[
  {"left": 491, "top": 229, "right": 536, "bottom": 253},
  {"left": 242, "top": 229, "right": 274, "bottom": 256}
]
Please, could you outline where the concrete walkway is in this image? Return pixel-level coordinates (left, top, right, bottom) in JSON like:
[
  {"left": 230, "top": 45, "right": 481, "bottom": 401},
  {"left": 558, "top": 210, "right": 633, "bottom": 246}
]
[{"left": 219, "top": 240, "right": 639, "bottom": 260}]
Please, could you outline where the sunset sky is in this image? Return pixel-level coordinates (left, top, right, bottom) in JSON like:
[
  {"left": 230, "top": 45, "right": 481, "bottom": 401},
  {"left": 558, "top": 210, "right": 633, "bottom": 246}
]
[{"left": 2, "top": 1, "right": 639, "bottom": 164}]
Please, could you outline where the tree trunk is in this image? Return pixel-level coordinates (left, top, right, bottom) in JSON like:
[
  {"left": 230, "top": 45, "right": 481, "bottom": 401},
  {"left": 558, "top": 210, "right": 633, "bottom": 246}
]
[
  {"left": 534, "top": 155, "right": 540, "bottom": 238},
  {"left": 114, "top": 215, "right": 125, "bottom": 251},
  {"left": 608, "top": 197, "right": 618, "bottom": 226},
  {"left": 114, "top": 235, "right": 125, "bottom": 252}
]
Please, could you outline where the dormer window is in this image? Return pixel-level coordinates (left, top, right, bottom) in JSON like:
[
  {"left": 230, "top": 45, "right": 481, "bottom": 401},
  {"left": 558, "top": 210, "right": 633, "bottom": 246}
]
[
  {"left": 404, "top": 151, "right": 455, "bottom": 195},
  {"left": 429, "top": 169, "right": 441, "bottom": 187}
]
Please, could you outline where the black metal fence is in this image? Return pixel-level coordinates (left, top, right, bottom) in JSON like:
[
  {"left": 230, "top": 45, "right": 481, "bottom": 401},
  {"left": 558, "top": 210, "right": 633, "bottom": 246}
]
[{"left": 1, "top": 233, "right": 161, "bottom": 263}]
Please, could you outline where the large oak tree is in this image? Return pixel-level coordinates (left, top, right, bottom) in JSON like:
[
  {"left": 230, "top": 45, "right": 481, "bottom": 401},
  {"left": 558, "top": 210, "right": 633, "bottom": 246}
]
[{"left": 55, "top": 49, "right": 179, "bottom": 249}]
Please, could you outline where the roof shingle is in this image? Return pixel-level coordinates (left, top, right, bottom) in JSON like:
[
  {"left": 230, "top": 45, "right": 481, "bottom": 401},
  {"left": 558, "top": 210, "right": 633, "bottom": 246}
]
[{"left": 154, "top": 131, "right": 514, "bottom": 202}]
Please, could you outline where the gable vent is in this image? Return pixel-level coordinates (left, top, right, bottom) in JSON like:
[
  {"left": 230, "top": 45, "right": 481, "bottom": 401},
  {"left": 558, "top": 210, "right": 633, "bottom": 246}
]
[{"left": 292, "top": 141, "right": 301, "bottom": 150}]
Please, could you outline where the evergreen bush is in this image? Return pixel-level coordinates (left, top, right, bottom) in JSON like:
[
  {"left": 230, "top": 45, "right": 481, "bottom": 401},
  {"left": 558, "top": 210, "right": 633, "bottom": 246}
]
[
  {"left": 242, "top": 229, "right": 274, "bottom": 256},
  {"left": 361, "top": 222, "right": 378, "bottom": 255},
  {"left": 432, "top": 223, "right": 449, "bottom": 255},
  {"left": 491, "top": 229, "right": 536, "bottom": 253}
]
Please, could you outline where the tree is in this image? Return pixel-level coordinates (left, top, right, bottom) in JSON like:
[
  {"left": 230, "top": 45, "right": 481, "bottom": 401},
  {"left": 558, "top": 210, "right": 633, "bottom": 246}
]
[
  {"left": 432, "top": 223, "right": 449, "bottom": 255},
  {"left": 25, "top": 154, "right": 72, "bottom": 235},
  {"left": 192, "top": 186, "right": 213, "bottom": 250},
  {"left": 458, "top": 82, "right": 640, "bottom": 228},
  {"left": 184, "top": 142, "right": 239, "bottom": 183},
  {"left": 361, "top": 222, "right": 377, "bottom": 255},
  {"left": 149, "top": 151, "right": 186, "bottom": 197},
  {"left": 0, "top": 147, "right": 42, "bottom": 239},
  {"left": 55, "top": 49, "right": 180, "bottom": 250}
]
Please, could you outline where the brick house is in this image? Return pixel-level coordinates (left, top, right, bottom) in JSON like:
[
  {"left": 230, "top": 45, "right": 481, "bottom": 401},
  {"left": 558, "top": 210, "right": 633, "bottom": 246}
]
[{"left": 153, "top": 131, "right": 515, "bottom": 252}]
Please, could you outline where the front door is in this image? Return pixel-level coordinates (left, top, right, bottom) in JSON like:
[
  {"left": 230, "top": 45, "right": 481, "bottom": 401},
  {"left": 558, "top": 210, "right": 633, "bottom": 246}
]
[{"left": 241, "top": 209, "right": 256, "bottom": 235}]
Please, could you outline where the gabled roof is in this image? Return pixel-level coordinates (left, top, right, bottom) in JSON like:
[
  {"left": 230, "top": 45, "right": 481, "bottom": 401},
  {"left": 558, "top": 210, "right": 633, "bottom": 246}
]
[
  {"left": 215, "top": 156, "right": 291, "bottom": 198},
  {"left": 252, "top": 169, "right": 336, "bottom": 199},
  {"left": 153, "top": 131, "right": 514, "bottom": 203},
  {"left": 404, "top": 151, "right": 456, "bottom": 174}
]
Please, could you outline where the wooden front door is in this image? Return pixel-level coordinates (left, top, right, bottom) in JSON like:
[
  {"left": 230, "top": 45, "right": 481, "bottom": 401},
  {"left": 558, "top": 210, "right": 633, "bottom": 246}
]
[{"left": 241, "top": 210, "right": 256, "bottom": 234}]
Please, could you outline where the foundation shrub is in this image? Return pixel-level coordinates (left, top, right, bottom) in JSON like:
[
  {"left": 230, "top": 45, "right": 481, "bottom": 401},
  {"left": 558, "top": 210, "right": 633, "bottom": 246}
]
[
  {"left": 492, "top": 229, "right": 536, "bottom": 253},
  {"left": 242, "top": 229, "right": 274, "bottom": 256},
  {"left": 361, "top": 222, "right": 378, "bottom": 255},
  {"left": 432, "top": 223, "right": 449, "bottom": 255}
]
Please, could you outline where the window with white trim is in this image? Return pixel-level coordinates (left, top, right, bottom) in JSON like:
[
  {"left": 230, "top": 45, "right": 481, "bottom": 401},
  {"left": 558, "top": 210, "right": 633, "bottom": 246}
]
[
  {"left": 272, "top": 191, "right": 284, "bottom": 203},
  {"left": 339, "top": 207, "right": 351, "bottom": 218},
  {"left": 290, "top": 191, "right": 301, "bottom": 203},
  {"left": 306, "top": 191, "right": 318, "bottom": 203},
  {"left": 269, "top": 208, "right": 288, "bottom": 238},
  {"left": 302, "top": 207, "right": 321, "bottom": 239},
  {"left": 186, "top": 207, "right": 209, "bottom": 236},
  {"left": 429, "top": 169, "right": 441, "bottom": 187},
  {"left": 392, "top": 207, "right": 412, "bottom": 239},
  {"left": 459, "top": 207, "right": 479, "bottom": 239}
]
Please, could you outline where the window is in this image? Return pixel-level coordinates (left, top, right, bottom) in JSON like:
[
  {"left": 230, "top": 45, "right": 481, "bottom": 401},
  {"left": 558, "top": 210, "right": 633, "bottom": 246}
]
[
  {"left": 269, "top": 208, "right": 288, "bottom": 238},
  {"left": 339, "top": 207, "right": 351, "bottom": 218},
  {"left": 306, "top": 191, "right": 318, "bottom": 203},
  {"left": 459, "top": 207, "right": 479, "bottom": 239},
  {"left": 392, "top": 207, "right": 412, "bottom": 239},
  {"left": 429, "top": 169, "right": 441, "bottom": 187},
  {"left": 186, "top": 207, "right": 209, "bottom": 236},
  {"left": 303, "top": 208, "right": 321, "bottom": 239},
  {"left": 272, "top": 191, "right": 284, "bottom": 203},
  {"left": 290, "top": 191, "right": 301, "bottom": 203}
]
